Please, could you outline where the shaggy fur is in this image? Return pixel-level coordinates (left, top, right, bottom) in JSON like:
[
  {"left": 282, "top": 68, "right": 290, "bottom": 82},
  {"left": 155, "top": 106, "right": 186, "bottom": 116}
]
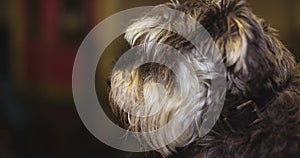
[{"left": 108, "top": 0, "right": 300, "bottom": 157}]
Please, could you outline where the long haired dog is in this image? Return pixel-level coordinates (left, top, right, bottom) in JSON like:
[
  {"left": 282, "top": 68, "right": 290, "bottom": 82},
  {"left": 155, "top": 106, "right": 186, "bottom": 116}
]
[{"left": 109, "top": 0, "right": 300, "bottom": 157}]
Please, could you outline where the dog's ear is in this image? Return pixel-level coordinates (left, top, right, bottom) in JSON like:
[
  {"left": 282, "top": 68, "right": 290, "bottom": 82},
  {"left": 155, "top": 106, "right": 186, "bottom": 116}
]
[
  {"left": 200, "top": 0, "right": 278, "bottom": 96},
  {"left": 204, "top": 0, "right": 296, "bottom": 93},
  {"left": 203, "top": 0, "right": 254, "bottom": 73}
]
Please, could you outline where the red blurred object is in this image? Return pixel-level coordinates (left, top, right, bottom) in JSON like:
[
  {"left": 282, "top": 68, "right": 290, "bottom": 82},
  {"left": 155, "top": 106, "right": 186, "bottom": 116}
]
[{"left": 24, "top": 0, "right": 93, "bottom": 89}]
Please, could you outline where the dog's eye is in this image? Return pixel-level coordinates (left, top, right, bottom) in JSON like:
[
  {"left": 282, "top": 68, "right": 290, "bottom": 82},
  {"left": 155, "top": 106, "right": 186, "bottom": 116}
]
[{"left": 107, "top": 79, "right": 111, "bottom": 86}]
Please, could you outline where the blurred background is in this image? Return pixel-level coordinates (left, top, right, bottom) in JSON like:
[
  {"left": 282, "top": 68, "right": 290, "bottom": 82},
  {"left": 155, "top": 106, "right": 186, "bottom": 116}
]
[{"left": 0, "top": 0, "right": 299, "bottom": 158}]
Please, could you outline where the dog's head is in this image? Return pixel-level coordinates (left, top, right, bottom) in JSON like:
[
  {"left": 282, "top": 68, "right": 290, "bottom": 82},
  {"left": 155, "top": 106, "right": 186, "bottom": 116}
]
[{"left": 109, "top": 0, "right": 296, "bottom": 156}]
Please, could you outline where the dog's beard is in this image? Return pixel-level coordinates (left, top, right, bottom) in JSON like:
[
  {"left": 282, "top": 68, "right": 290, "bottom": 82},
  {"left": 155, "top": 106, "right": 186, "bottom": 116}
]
[{"left": 109, "top": 46, "right": 223, "bottom": 156}]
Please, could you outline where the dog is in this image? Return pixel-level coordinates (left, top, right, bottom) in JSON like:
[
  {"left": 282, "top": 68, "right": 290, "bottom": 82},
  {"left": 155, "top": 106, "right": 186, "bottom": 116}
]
[{"left": 108, "top": 0, "right": 300, "bottom": 157}]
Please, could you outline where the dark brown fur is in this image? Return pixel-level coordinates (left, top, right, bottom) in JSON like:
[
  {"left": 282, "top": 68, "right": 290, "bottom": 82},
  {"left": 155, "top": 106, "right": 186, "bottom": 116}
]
[{"left": 173, "top": 0, "right": 300, "bottom": 157}]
